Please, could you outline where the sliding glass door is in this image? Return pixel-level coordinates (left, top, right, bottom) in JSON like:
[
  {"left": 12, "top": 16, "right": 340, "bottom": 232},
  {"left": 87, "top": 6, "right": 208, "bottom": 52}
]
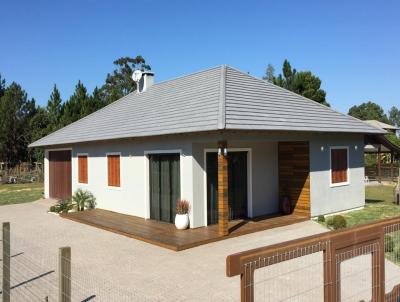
[
  {"left": 206, "top": 151, "right": 248, "bottom": 225},
  {"left": 149, "top": 153, "right": 180, "bottom": 223}
]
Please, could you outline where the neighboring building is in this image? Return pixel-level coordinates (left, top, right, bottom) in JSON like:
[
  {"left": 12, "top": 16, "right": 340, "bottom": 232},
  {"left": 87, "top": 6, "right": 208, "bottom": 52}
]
[
  {"left": 364, "top": 120, "right": 399, "bottom": 135},
  {"left": 30, "top": 66, "right": 384, "bottom": 231},
  {"left": 364, "top": 120, "right": 400, "bottom": 182}
]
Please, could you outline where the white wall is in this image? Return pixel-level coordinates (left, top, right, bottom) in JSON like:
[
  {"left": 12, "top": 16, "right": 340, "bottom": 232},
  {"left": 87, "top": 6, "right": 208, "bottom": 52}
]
[
  {"left": 44, "top": 150, "right": 49, "bottom": 198},
  {"left": 45, "top": 131, "right": 366, "bottom": 228},
  {"left": 71, "top": 137, "right": 195, "bottom": 226},
  {"left": 309, "top": 134, "right": 365, "bottom": 216}
]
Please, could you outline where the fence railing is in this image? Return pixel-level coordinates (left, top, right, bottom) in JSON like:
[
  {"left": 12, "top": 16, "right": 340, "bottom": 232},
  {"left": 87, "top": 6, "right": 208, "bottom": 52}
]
[{"left": 226, "top": 217, "right": 400, "bottom": 302}]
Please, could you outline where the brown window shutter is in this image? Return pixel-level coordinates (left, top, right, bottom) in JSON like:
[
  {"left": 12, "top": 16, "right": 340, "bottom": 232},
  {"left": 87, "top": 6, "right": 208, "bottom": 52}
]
[
  {"left": 107, "top": 155, "right": 120, "bottom": 187},
  {"left": 331, "top": 149, "right": 348, "bottom": 184},
  {"left": 78, "top": 156, "right": 88, "bottom": 184}
]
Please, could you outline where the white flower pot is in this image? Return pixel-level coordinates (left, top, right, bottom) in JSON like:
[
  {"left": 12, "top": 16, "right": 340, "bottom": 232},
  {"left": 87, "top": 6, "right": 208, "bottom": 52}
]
[{"left": 175, "top": 214, "right": 189, "bottom": 230}]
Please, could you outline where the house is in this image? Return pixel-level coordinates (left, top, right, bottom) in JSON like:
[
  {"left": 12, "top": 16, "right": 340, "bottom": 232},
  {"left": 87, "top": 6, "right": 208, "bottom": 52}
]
[{"left": 29, "top": 65, "right": 385, "bottom": 235}]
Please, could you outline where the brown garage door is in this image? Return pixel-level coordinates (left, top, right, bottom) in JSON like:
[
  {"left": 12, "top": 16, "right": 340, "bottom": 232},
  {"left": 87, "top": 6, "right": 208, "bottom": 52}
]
[{"left": 49, "top": 150, "right": 72, "bottom": 199}]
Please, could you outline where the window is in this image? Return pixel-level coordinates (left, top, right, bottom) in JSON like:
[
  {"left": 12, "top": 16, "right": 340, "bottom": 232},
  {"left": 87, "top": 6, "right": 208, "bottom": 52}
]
[
  {"left": 331, "top": 148, "right": 349, "bottom": 185},
  {"left": 78, "top": 155, "right": 88, "bottom": 184},
  {"left": 107, "top": 154, "right": 120, "bottom": 187}
]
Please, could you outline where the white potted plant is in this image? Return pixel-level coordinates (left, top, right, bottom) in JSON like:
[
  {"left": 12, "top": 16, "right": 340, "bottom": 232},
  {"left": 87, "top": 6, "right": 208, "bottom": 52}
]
[{"left": 175, "top": 199, "right": 190, "bottom": 230}]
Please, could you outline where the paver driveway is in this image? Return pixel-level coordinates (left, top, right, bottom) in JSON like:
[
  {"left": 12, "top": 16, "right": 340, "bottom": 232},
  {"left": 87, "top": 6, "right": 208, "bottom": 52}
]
[{"left": 2, "top": 198, "right": 387, "bottom": 301}]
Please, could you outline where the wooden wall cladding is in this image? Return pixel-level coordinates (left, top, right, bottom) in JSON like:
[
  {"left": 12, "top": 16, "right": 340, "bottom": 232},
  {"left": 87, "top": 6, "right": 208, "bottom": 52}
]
[
  {"left": 278, "top": 141, "right": 310, "bottom": 217},
  {"left": 49, "top": 150, "right": 72, "bottom": 199}
]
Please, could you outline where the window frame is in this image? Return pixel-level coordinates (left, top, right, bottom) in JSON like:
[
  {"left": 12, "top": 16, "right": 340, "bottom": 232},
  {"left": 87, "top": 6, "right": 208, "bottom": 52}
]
[
  {"left": 329, "top": 146, "right": 350, "bottom": 187},
  {"left": 77, "top": 153, "right": 89, "bottom": 185},
  {"left": 106, "top": 152, "right": 122, "bottom": 189}
]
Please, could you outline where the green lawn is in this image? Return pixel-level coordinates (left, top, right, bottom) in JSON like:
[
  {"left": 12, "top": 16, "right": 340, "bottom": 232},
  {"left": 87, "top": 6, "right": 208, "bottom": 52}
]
[
  {"left": 342, "top": 185, "right": 399, "bottom": 228},
  {"left": 0, "top": 183, "right": 44, "bottom": 206}
]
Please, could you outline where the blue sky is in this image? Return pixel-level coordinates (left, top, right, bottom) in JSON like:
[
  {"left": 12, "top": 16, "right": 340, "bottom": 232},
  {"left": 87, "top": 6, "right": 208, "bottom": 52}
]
[{"left": 1, "top": 0, "right": 399, "bottom": 114}]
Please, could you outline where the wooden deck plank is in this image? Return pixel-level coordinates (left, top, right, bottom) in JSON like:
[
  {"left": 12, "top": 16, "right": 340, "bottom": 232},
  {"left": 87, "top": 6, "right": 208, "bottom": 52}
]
[{"left": 60, "top": 209, "right": 309, "bottom": 251}]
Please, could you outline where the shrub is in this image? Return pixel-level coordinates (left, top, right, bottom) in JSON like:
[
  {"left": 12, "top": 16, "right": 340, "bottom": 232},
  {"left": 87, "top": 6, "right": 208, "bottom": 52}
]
[
  {"left": 49, "top": 205, "right": 56, "bottom": 212},
  {"left": 56, "top": 199, "right": 73, "bottom": 214},
  {"left": 385, "top": 235, "right": 395, "bottom": 252},
  {"left": 394, "top": 246, "right": 400, "bottom": 261},
  {"left": 72, "top": 189, "right": 96, "bottom": 211},
  {"left": 326, "top": 215, "right": 347, "bottom": 230},
  {"left": 317, "top": 215, "right": 325, "bottom": 223},
  {"left": 176, "top": 199, "right": 190, "bottom": 215}
]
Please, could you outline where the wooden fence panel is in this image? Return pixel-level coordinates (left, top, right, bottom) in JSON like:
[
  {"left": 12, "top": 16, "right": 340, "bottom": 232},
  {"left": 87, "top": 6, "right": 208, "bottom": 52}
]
[{"left": 227, "top": 217, "right": 400, "bottom": 302}]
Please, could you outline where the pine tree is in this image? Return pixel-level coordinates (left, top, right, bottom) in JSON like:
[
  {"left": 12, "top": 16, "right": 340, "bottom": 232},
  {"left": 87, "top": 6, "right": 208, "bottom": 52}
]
[
  {"left": 0, "top": 82, "right": 37, "bottom": 166},
  {"left": 0, "top": 74, "right": 5, "bottom": 99},
  {"left": 60, "top": 80, "right": 89, "bottom": 126},
  {"left": 47, "top": 84, "right": 62, "bottom": 131},
  {"left": 262, "top": 64, "right": 275, "bottom": 83},
  {"left": 270, "top": 59, "right": 329, "bottom": 106}
]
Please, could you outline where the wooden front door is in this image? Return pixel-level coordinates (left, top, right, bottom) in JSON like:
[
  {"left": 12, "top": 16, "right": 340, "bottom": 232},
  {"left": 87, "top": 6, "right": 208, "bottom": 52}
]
[
  {"left": 207, "top": 151, "right": 248, "bottom": 224},
  {"left": 49, "top": 150, "right": 72, "bottom": 199}
]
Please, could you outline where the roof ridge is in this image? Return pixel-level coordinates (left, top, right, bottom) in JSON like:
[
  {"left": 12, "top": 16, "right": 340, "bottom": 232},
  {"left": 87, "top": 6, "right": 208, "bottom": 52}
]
[
  {"left": 217, "top": 65, "right": 227, "bottom": 129},
  {"left": 225, "top": 66, "right": 386, "bottom": 134}
]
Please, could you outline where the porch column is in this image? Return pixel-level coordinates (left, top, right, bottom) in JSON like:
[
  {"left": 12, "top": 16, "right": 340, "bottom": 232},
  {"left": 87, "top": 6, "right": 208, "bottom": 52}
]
[
  {"left": 391, "top": 151, "right": 394, "bottom": 181},
  {"left": 218, "top": 140, "right": 229, "bottom": 236},
  {"left": 377, "top": 146, "right": 381, "bottom": 183}
]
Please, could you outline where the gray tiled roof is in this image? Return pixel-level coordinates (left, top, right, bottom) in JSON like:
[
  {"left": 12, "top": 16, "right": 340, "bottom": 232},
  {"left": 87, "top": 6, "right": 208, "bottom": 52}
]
[{"left": 30, "top": 65, "right": 385, "bottom": 147}]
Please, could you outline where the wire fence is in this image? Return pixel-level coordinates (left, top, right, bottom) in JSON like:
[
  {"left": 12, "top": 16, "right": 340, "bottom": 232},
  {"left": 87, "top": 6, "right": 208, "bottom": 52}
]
[
  {"left": 1, "top": 222, "right": 151, "bottom": 301},
  {"left": 251, "top": 242, "right": 329, "bottom": 301},
  {"left": 227, "top": 217, "right": 400, "bottom": 302}
]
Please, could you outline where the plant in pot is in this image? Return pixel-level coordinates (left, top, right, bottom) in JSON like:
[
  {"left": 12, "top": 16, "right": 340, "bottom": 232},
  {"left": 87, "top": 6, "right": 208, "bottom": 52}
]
[
  {"left": 279, "top": 185, "right": 291, "bottom": 215},
  {"left": 175, "top": 199, "right": 190, "bottom": 230}
]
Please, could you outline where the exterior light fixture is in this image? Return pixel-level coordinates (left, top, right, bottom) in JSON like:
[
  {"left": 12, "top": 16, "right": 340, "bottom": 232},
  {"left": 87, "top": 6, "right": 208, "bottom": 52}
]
[
  {"left": 321, "top": 146, "right": 324, "bottom": 152},
  {"left": 355, "top": 145, "right": 358, "bottom": 151},
  {"left": 218, "top": 147, "right": 228, "bottom": 156}
]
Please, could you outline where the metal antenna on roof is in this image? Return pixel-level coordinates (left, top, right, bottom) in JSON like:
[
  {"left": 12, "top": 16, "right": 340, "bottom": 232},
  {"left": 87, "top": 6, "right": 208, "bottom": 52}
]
[{"left": 132, "top": 70, "right": 143, "bottom": 93}]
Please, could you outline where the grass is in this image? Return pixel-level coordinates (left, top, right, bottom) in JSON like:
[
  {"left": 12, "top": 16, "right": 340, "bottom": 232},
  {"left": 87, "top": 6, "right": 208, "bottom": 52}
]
[
  {"left": 0, "top": 182, "right": 44, "bottom": 206},
  {"left": 318, "top": 184, "right": 400, "bottom": 264},
  {"left": 342, "top": 184, "right": 398, "bottom": 228}
]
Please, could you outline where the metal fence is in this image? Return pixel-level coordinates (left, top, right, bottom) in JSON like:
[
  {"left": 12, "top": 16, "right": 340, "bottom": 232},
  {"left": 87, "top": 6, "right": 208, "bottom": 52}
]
[
  {"left": 1, "top": 222, "right": 149, "bottom": 301},
  {"left": 226, "top": 217, "right": 400, "bottom": 302}
]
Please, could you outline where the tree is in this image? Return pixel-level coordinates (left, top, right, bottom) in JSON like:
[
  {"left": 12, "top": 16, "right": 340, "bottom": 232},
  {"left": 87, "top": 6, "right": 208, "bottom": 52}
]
[
  {"left": 0, "top": 82, "right": 37, "bottom": 166},
  {"left": 100, "top": 55, "right": 151, "bottom": 104},
  {"left": 86, "top": 86, "right": 107, "bottom": 114},
  {"left": 0, "top": 74, "right": 5, "bottom": 99},
  {"left": 60, "top": 80, "right": 90, "bottom": 126},
  {"left": 265, "top": 60, "right": 329, "bottom": 106},
  {"left": 30, "top": 107, "right": 51, "bottom": 162},
  {"left": 291, "top": 71, "right": 327, "bottom": 105},
  {"left": 262, "top": 64, "right": 275, "bottom": 83},
  {"left": 388, "top": 106, "right": 400, "bottom": 127},
  {"left": 47, "top": 84, "right": 62, "bottom": 131},
  {"left": 348, "top": 101, "right": 389, "bottom": 123}
]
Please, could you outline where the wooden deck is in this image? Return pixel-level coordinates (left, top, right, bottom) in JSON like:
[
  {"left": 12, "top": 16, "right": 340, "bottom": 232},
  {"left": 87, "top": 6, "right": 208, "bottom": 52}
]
[{"left": 61, "top": 209, "right": 309, "bottom": 251}]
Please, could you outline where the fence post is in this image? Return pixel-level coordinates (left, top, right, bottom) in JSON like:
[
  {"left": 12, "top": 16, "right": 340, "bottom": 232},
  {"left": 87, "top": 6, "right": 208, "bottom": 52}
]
[
  {"left": 58, "top": 247, "right": 71, "bottom": 302},
  {"left": 241, "top": 263, "right": 255, "bottom": 302},
  {"left": 2, "top": 222, "right": 10, "bottom": 302}
]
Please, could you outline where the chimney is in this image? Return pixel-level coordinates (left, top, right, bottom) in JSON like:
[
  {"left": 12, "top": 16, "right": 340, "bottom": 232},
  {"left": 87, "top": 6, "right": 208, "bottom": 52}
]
[{"left": 138, "top": 71, "right": 154, "bottom": 93}]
